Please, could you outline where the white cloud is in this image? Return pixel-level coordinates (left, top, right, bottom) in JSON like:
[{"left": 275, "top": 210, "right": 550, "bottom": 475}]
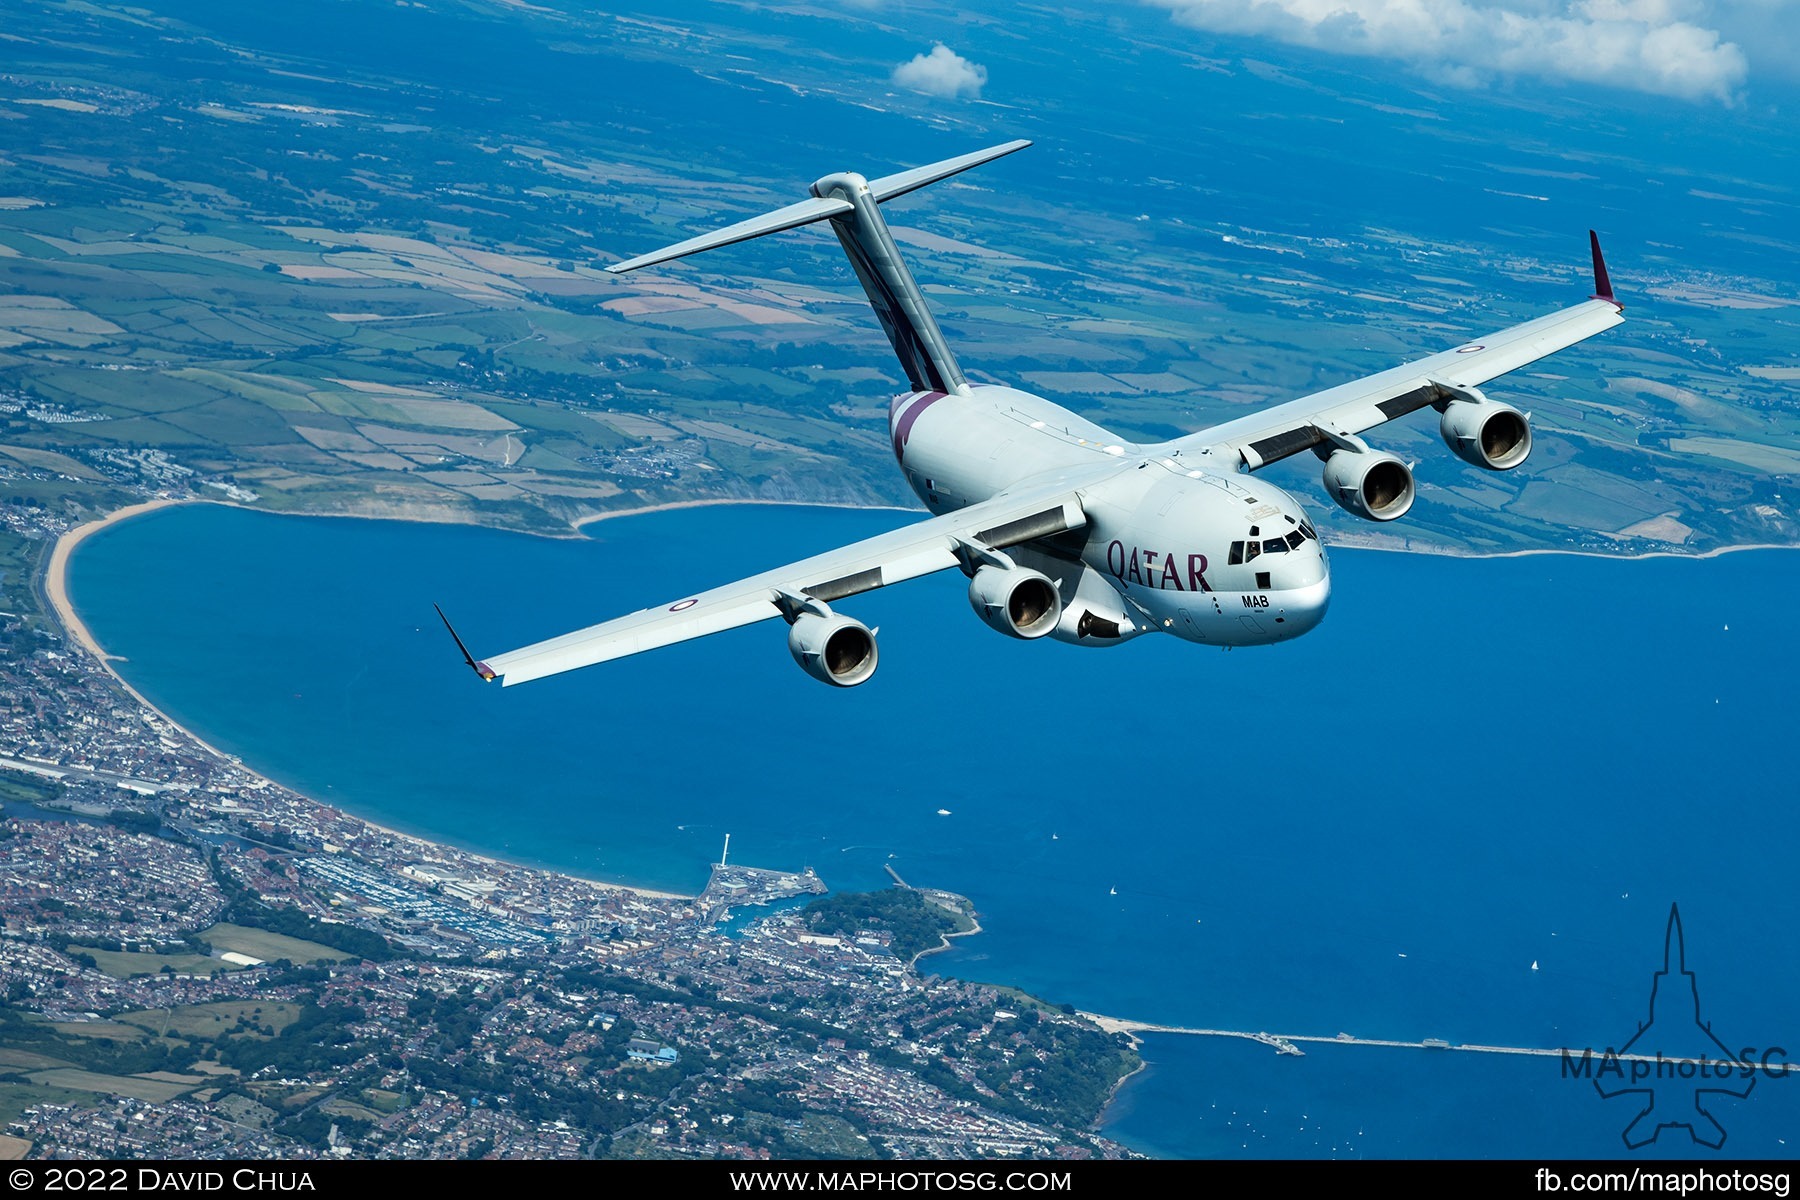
[
  {"left": 892, "top": 44, "right": 989, "bottom": 99},
  {"left": 1150, "top": 0, "right": 1750, "bottom": 102},
  {"left": 1706, "top": 0, "right": 1800, "bottom": 84}
]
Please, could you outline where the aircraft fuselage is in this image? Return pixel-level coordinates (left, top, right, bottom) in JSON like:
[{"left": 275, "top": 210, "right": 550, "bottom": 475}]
[
  {"left": 459, "top": 142, "right": 1621, "bottom": 691},
  {"left": 889, "top": 384, "right": 1331, "bottom": 648}
]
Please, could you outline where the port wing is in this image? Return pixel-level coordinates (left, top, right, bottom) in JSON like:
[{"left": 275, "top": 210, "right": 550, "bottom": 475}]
[
  {"left": 1179, "top": 234, "right": 1624, "bottom": 470},
  {"left": 460, "top": 478, "right": 1095, "bottom": 686}
]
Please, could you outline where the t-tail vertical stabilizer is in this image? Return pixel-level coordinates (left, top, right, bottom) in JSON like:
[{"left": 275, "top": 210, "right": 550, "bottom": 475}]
[{"left": 606, "top": 140, "right": 1032, "bottom": 396}]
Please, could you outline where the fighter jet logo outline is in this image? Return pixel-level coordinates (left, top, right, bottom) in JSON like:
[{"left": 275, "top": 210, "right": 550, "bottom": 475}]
[{"left": 1595, "top": 904, "right": 1754, "bottom": 1150}]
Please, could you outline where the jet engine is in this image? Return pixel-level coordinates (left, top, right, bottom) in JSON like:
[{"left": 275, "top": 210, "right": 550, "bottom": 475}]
[
  {"left": 998, "top": 548, "right": 1143, "bottom": 648},
  {"left": 1440, "top": 397, "right": 1532, "bottom": 470},
  {"left": 1322, "top": 448, "right": 1415, "bottom": 522},
  {"left": 967, "top": 564, "right": 1062, "bottom": 639},
  {"left": 787, "top": 612, "right": 879, "bottom": 687}
]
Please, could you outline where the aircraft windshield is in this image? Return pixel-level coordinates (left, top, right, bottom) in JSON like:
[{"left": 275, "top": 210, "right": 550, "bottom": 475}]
[{"left": 1227, "top": 520, "right": 1315, "bottom": 566}]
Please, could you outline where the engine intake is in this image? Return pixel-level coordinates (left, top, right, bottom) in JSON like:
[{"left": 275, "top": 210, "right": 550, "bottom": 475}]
[
  {"left": 787, "top": 612, "right": 878, "bottom": 687},
  {"left": 1440, "top": 398, "right": 1532, "bottom": 470},
  {"left": 1322, "top": 449, "right": 1415, "bottom": 522},
  {"left": 967, "top": 564, "right": 1062, "bottom": 639}
]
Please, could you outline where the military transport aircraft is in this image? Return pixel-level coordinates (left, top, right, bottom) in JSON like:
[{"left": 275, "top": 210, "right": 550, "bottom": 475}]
[{"left": 439, "top": 140, "right": 1623, "bottom": 688}]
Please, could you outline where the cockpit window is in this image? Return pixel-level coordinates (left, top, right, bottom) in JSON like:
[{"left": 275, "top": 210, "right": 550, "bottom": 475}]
[
  {"left": 1228, "top": 541, "right": 1244, "bottom": 566},
  {"left": 1286, "top": 531, "right": 1304, "bottom": 550},
  {"left": 1243, "top": 540, "right": 1261, "bottom": 563},
  {"left": 1299, "top": 521, "right": 1318, "bottom": 540},
  {"left": 1262, "top": 538, "right": 1288, "bottom": 554}
]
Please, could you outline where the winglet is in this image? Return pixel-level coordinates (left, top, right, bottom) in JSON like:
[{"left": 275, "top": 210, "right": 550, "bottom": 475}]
[
  {"left": 1589, "top": 230, "right": 1619, "bottom": 308},
  {"left": 434, "top": 603, "right": 497, "bottom": 682}
]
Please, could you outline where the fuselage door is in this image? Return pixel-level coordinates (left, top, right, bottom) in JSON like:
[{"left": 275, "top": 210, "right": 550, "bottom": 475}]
[{"left": 1178, "top": 607, "right": 1207, "bottom": 642}]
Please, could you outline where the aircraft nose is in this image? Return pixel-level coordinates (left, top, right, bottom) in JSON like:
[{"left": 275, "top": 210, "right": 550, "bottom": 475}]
[{"left": 1283, "top": 568, "right": 1331, "bottom": 635}]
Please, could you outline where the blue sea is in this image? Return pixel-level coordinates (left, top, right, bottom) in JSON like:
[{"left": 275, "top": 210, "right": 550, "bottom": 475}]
[{"left": 66, "top": 502, "right": 1800, "bottom": 1158}]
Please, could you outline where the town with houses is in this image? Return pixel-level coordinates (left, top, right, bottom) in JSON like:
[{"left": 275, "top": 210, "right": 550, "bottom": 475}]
[{"left": 0, "top": 494, "right": 1138, "bottom": 1161}]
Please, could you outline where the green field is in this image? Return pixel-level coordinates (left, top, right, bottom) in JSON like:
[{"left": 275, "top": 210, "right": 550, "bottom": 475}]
[
  {"left": 25, "top": 1070, "right": 194, "bottom": 1102},
  {"left": 47, "top": 1022, "right": 147, "bottom": 1041},
  {"left": 81, "top": 948, "right": 233, "bottom": 979},
  {"left": 116, "top": 1000, "right": 302, "bottom": 1041},
  {"left": 359, "top": 1088, "right": 408, "bottom": 1115},
  {"left": 199, "top": 922, "right": 352, "bottom": 965},
  {"left": 0, "top": 769, "right": 63, "bottom": 807},
  {"left": 0, "top": 1082, "right": 104, "bottom": 1126},
  {"left": 0, "top": 1049, "right": 77, "bottom": 1071}
]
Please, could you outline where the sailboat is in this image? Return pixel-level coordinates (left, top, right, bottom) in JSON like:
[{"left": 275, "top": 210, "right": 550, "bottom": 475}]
[
  {"left": 1530, "top": 960, "right": 1540, "bottom": 971},
  {"left": 1109, "top": 886, "right": 1117, "bottom": 896}
]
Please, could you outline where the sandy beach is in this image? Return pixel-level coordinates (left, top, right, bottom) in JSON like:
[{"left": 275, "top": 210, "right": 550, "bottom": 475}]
[
  {"left": 39, "top": 497, "right": 693, "bottom": 902},
  {"left": 572, "top": 494, "right": 916, "bottom": 530},
  {"left": 41, "top": 498, "right": 244, "bottom": 769},
  {"left": 44, "top": 498, "right": 182, "bottom": 668}
]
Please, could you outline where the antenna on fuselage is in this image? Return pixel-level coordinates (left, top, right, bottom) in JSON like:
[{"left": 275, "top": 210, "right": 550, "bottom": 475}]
[{"left": 605, "top": 141, "right": 1032, "bottom": 397}]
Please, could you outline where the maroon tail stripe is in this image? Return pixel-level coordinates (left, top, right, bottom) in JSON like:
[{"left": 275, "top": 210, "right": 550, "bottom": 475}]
[{"left": 892, "top": 390, "right": 946, "bottom": 460}]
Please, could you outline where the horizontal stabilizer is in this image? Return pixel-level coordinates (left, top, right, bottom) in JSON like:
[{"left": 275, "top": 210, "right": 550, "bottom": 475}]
[
  {"left": 607, "top": 195, "right": 853, "bottom": 274},
  {"left": 603, "top": 140, "right": 1033, "bottom": 394},
  {"left": 866, "top": 139, "right": 1032, "bottom": 203}
]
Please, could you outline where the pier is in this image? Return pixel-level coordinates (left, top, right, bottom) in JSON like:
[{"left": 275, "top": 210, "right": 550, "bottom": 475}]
[{"left": 1080, "top": 1015, "right": 1690, "bottom": 1066}]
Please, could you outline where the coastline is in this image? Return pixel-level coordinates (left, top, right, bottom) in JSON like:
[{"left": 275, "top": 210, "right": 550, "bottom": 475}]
[
  {"left": 1082, "top": 1010, "right": 1148, "bottom": 1106},
  {"left": 43, "top": 498, "right": 238, "bottom": 769},
  {"left": 40, "top": 496, "right": 1800, "bottom": 909},
  {"left": 908, "top": 910, "right": 984, "bottom": 971},
  {"left": 45, "top": 498, "right": 182, "bottom": 669},
  {"left": 572, "top": 495, "right": 918, "bottom": 531},
  {"left": 39, "top": 496, "right": 692, "bottom": 903},
  {"left": 1326, "top": 532, "right": 1800, "bottom": 565},
  {"left": 42, "top": 494, "right": 1797, "bottom": 1144}
]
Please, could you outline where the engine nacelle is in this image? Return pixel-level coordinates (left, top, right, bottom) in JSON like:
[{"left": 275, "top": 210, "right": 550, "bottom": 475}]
[
  {"left": 1052, "top": 601, "right": 1140, "bottom": 646},
  {"left": 998, "top": 548, "right": 1144, "bottom": 648},
  {"left": 967, "top": 564, "right": 1062, "bottom": 639},
  {"left": 1440, "top": 398, "right": 1532, "bottom": 470},
  {"left": 787, "top": 612, "right": 878, "bottom": 687},
  {"left": 1322, "top": 448, "right": 1415, "bottom": 522}
]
